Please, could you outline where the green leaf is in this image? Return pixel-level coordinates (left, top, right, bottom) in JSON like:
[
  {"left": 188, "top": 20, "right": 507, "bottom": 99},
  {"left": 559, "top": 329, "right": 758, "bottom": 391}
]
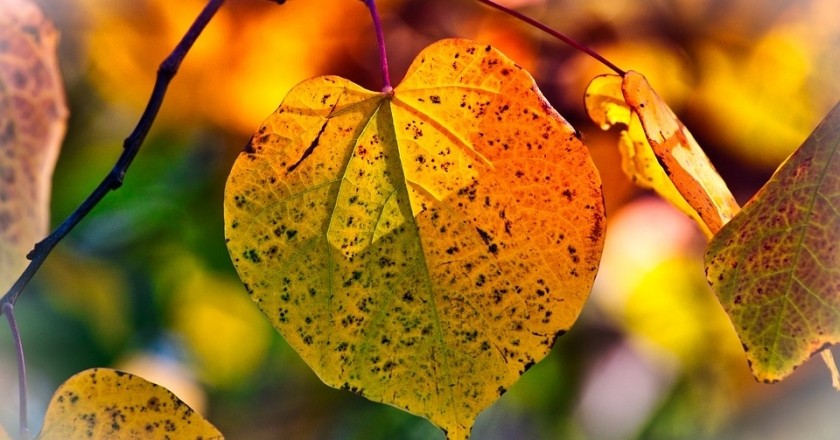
[
  {"left": 37, "top": 368, "right": 223, "bottom": 440},
  {"left": 224, "top": 38, "right": 605, "bottom": 439},
  {"left": 705, "top": 100, "right": 840, "bottom": 383},
  {"left": 0, "top": 0, "right": 67, "bottom": 289}
]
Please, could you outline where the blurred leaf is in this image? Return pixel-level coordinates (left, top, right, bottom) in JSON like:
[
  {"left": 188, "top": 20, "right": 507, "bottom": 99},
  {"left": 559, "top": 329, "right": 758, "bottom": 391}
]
[
  {"left": 83, "top": 0, "right": 368, "bottom": 134},
  {"left": 37, "top": 368, "right": 223, "bottom": 439},
  {"left": 224, "top": 38, "right": 605, "bottom": 439},
  {"left": 42, "top": 250, "right": 130, "bottom": 349},
  {"left": 0, "top": 0, "right": 67, "bottom": 289},
  {"left": 585, "top": 71, "right": 740, "bottom": 239},
  {"left": 694, "top": 19, "right": 838, "bottom": 167},
  {"left": 171, "top": 263, "right": 272, "bottom": 388},
  {"left": 624, "top": 257, "right": 744, "bottom": 371},
  {"left": 705, "top": 100, "right": 840, "bottom": 383}
]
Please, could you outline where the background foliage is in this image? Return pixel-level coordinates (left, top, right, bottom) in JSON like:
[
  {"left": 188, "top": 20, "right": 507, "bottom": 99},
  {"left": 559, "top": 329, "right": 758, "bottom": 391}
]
[{"left": 2, "top": 0, "right": 840, "bottom": 438}]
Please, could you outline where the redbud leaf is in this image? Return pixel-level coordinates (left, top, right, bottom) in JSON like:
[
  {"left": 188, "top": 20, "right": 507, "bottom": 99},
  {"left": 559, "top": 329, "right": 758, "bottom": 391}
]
[
  {"left": 37, "top": 368, "right": 223, "bottom": 439},
  {"left": 224, "top": 38, "right": 605, "bottom": 439},
  {"left": 585, "top": 71, "right": 739, "bottom": 238},
  {"left": 705, "top": 100, "right": 840, "bottom": 383}
]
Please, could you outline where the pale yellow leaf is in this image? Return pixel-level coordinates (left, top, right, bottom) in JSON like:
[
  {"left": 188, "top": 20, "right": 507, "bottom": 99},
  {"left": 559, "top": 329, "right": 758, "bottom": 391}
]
[{"left": 37, "top": 368, "right": 223, "bottom": 440}]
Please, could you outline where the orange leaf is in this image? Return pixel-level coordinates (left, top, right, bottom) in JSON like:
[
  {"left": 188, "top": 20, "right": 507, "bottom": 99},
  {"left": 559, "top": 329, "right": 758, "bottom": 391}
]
[
  {"left": 224, "top": 38, "right": 605, "bottom": 439},
  {"left": 585, "top": 71, "right": 739, "bottom": 238}
]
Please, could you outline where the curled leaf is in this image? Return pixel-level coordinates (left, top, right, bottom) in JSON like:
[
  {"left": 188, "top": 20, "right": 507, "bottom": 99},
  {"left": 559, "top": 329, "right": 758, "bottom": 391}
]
[
  {"left": 37, "top": 368, "right": 223, "bottom": 440},
  {"left": 0, "top": 0, "right": 67, "bottom": 289},
  {"left": 705, "top": 100, "right": 840, "bottom": 383},
  {"left": 585, "top": 71, "right": 739, "bottom": 238},
  {"left": 224, "top": 38, "right": 605, "bottom": 439}
]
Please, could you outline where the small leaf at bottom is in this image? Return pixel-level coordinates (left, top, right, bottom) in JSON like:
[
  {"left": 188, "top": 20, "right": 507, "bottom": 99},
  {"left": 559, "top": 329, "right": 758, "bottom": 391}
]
[{"left": 37, "top": 368, "right": 222, "bottom": 440}]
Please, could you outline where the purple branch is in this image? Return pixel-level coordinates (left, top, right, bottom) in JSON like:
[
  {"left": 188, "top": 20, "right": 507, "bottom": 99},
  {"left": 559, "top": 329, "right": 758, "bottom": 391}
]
[
  {"left": 363, "top": 0, "right": 393, "bottom": 92},
  {"left": 3, "top": 302, "right": 29, "bottom": 440},
  {"left": 0, "top": 0, "right": 226, "bottom": 309},
  {"left": 0, "top": 0, "right": 237, "bottom": 435},
  {"left": 474, "top": 0, "right": 625, "bottom": 76}
]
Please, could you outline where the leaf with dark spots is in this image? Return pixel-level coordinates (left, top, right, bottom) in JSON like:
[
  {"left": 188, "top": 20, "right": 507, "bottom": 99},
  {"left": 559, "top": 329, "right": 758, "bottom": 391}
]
[
  {"left": 0, "top": 0, "right": 66, "bottom": 290},
  {"left": 224, "top": 38, "right": 604, "bottom": 440},
  {"left": 705, "top": 100, "right": 840, "bottom": 384},
  {"left": 36, "top": 368, "right": 222, "bottom": 439}
]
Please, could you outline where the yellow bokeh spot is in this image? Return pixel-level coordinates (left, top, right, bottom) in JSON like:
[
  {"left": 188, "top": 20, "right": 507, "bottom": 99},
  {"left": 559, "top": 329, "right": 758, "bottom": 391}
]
[
  {"left": 623, "top": 258, "right": 743, "bottom": 369},
  {"left": 694, "top": 23, "right": 831, "bottom": 167},
  {"left": 171, "top": 266, "right": 272, "bottom": 388},
  {"left": 83, "top": 0, "right": 368, "bottom": 134}
]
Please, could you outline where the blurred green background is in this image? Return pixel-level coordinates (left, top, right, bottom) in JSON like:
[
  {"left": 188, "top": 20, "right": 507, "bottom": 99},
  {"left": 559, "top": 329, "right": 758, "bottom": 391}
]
[{"left": 2, "top": 0, "right": 840, "bottom": 438}]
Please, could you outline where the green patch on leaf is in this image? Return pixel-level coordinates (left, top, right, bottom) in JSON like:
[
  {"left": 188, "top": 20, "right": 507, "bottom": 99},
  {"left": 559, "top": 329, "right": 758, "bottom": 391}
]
[{"left": 705, "top": 100, "right": 840, "bottom": 383}]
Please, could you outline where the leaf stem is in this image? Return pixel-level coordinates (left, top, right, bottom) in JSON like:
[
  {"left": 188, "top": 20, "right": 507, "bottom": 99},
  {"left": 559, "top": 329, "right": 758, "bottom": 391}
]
[
  {"left": 820, "top": 349, "right": 840, "bottom": 391},
  {"left": 473, "top": 0, "right": 625, "bottom": 76},
  {"left": 363, "top": 0, "right": 393, "bottom": 93},
  {"left": 3, "top": 302, "right": 29, "bottom": 440},
  {"left": 0, "top": 0, "right": 226, "bottom": 310}
]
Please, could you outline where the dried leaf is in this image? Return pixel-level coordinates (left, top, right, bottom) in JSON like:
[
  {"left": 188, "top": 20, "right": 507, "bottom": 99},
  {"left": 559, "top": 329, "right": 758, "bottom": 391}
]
[
  {"left": 705, "top": 100, "right": 840, "bottom": 383},
  {"left": 37, "top": 368, "right": 223, "bottom": 440},
  {"left": 0, "top": 0, "right": 67, "bottom": 288},
  {"left": 224, "top": 38, "right": 605, "bottom": 439},
  {"left": 585, "top": 71, "right": 739, "bottom": 238}
]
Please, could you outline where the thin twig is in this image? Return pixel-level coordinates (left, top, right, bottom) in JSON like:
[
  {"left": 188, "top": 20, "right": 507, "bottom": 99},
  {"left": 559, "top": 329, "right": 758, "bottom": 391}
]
[
  {"left": 3, "top": 303, "right": 29, "bottom": 440},
  {"left": 0, "top": 0, "right": 226, "bottom": 311},
  {"left": 0, "top": 2, "right": 227, "bottom": 435},
  {"left": 363, "top": 0, "right": 392, "bottom": 92},
  {"left": 474, "top": 0, "right": 626, "bottom": 76}
]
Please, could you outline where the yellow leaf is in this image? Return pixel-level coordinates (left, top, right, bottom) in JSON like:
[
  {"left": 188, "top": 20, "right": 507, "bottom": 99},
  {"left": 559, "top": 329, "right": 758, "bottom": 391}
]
[
  {"left": 224, "top": 38, "right": 605, "bottom": 439},
  {"left": 37, "top": 368, "right": 223, "bottom": 440},
  {"left": 0, "top": 0, "right": 67, "bottom": 289},
  {"left": 705, "top": 100, "right": 840, "bottom": 383},
  {"left": 585, "top": 71, "right": 740, "bottom": 238}
]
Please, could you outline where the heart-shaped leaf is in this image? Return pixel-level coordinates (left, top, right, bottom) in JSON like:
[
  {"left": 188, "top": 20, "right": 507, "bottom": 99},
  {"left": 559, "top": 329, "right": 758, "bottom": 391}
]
[{"left": 224, "top": 38, "right": 605, "bottom": 439}]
